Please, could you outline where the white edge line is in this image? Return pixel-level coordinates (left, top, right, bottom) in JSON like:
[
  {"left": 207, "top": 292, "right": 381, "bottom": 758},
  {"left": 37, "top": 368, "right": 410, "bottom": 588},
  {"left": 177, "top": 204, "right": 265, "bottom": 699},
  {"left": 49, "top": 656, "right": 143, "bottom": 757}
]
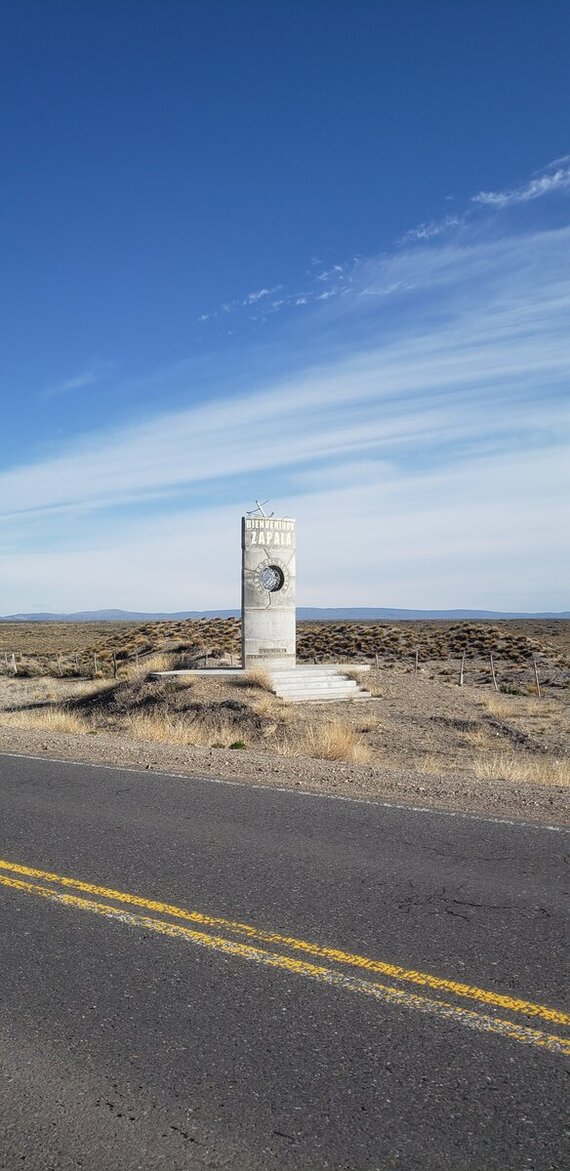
[{"left": 0, "top": 750, "right": 567, "bottom": 833}]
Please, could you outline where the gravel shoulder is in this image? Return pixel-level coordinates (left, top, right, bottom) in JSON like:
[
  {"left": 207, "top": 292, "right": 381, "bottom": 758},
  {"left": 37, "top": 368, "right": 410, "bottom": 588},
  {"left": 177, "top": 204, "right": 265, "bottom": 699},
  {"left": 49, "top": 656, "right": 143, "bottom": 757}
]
[{"left": 0, "top": 723, "right": 567, "bottom": 826}]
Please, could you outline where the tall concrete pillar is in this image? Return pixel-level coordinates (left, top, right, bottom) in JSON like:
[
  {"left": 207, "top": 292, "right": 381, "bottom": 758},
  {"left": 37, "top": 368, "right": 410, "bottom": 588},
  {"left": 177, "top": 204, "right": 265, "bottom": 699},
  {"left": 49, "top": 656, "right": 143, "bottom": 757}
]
[{"left": 241, "top": 515, "right": 296, "bottom": 669}]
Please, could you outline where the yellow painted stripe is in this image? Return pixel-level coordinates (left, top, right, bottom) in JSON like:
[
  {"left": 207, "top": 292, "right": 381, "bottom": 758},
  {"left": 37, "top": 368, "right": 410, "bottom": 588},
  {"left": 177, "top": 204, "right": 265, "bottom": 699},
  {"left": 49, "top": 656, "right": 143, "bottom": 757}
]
[
  {"left": 1, "top": 872, "right": 568, "bottom": 1057},
  {"left": 0, "top": 856, "right": 567, "bottom": 1028}
]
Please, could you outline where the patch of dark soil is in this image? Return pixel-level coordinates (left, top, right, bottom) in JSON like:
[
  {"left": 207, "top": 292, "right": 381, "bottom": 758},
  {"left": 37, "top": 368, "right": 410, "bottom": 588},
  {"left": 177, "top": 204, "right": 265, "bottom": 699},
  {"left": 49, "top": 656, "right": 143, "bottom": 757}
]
[
  {"left": 430, "top": 716, "right": 481, "bottom": 733},
  {"left": 181, "top": 700, "right": 268, "bottom": 733},
  {"left": 482, "top": 715, "right": 545, "bottom": 752},
  {"left": 70, "top": 679, "right": 272, "bottom": 735},
  {"left": 72, "top": 679, "right": 177, "bottom": 717}
]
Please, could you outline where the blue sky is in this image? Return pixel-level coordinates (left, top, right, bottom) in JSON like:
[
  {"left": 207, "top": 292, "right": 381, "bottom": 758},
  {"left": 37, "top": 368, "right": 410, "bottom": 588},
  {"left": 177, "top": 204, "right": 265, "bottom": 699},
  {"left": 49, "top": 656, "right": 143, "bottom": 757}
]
[{"left": 1, "top": 0, "right": 569, "bottom": 613}]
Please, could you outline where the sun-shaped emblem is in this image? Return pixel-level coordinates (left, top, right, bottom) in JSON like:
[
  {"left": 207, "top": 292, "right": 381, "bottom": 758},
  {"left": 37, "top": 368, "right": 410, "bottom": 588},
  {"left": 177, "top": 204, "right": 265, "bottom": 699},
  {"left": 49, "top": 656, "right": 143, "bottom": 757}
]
[{"left": 254, "top": 561, "right": 288, "bottom": 594}]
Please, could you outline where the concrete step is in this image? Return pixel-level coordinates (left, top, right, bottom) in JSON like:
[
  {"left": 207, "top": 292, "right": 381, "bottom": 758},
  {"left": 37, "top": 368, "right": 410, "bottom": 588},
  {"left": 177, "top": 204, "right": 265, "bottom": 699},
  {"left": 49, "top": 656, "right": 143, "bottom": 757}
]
[
  {"left": 273, "top": 688, "right": 372, "bottom": 697},
  {"left": 274, "top": 682, "right": 370, "bottom": 690},
  {"left": 271, "top": 669, "right": 369, "bottom": 679},
  {"left": 269, "top": 667, "right": 372, "bottom": 703}
]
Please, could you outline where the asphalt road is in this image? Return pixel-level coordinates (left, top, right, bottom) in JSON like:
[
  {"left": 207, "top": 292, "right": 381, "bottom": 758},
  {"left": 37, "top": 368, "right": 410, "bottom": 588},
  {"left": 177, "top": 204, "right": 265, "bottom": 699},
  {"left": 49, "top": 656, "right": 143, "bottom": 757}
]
[{"left": 0, "top": 752, "right": 568, "bottom": 1170}]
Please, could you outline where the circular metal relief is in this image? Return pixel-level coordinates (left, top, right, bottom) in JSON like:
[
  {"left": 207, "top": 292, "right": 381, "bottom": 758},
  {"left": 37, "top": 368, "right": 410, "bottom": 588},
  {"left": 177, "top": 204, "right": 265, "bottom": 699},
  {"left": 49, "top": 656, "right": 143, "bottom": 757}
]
[{"left": 258, "top": 563, "right": 285, "bottom": 592}]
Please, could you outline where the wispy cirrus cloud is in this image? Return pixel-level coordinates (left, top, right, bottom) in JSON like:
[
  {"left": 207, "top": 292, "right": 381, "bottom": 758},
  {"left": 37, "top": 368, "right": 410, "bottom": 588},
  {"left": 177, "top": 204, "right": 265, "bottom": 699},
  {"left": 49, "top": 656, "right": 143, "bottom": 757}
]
[
  {"left": 1, "top": 443, "right": 568, "bottom": 613},
  {"left": 2, "top": 165, "right": 569, "bottom": 612},
  {"left": 2, "top": 225, "right": 568, "bottom": 518},
  {"left": 197, "top": 285, "right": 282, "bottom": 321},
  {"left": 46, "top": 368, "right": 98, "bottom": 396},
  {"left": 472, "top": 156, "right": 570, "bottom": 208},
  {"left": 193, "top": 156, "right": 570, "bottom": 333},
  {"left": 45, "top": 361, "right": 114, "bottom": 397},
  {"left": 399, "top": 214, "right": 464, "bottom": 244},
  {"left": 196, "top": 265, "right": 354, "bottom": 324}
]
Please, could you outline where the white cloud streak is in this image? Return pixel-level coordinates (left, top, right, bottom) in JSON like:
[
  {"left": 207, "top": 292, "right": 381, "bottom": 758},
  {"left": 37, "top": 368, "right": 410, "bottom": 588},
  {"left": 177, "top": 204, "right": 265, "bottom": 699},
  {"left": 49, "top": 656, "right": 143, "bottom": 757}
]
[
  {"left": 400, "top": 215, "right": 463, "bottom": 243},
  {"left": 45, "top": 369, "right": 98, "bottom": 397},
  {"left": 1, "top": 446, "right": 567, "bottom": 612},
  {"left": 193, "top": 158, "right": 570, "bottom": 329},
  {"left": 2, "top": 213, "right": 569, "bottom": 611},
  {"left": 3, "top": 227, "right": 569, "bottom": 521},
  {"left": 472, "top": 158, "right": 570, "bottom": 208},
  {"left": 44, "top": 362, "right": 114, "bottom": 397}
]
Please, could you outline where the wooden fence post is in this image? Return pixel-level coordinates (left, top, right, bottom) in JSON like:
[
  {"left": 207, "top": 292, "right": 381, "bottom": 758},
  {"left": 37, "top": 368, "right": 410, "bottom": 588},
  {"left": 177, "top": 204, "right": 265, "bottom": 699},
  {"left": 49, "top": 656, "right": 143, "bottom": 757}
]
[
  {"left": 458, "top": 649, "right": 466, "bottom": 687},
  {"left": 489, "top": 652, "right": 498, "bottom": 692},
  {"left": 414, "top": 650, "right": 419, "bottom": 677},
  {"left": 533, "top": 656, "right": 542, "bottom": 699},
  {"left": 112, "top": 652, "right": 117, "bottom": 679}
]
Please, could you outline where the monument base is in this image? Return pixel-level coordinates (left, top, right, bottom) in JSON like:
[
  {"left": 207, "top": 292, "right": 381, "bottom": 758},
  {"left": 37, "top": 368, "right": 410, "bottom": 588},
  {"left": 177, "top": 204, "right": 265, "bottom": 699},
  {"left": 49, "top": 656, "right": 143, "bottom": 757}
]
[{"left": 242, "top": 607, "right": 296, "bottom": 671}]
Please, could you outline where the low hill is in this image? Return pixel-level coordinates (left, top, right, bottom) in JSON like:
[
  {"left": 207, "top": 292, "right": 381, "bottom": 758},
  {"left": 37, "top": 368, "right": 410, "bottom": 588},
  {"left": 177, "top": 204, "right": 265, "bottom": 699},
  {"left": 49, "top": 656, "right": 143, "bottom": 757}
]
[{"left": 2, "top": 606, "right": 568, "bottom": 622}]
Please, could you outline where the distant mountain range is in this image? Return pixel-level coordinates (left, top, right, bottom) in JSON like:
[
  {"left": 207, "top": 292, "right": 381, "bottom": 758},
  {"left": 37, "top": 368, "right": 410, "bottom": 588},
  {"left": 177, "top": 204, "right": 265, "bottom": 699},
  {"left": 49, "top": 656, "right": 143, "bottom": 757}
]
[{"left": 1, "top": 607, "right": 568, "bottom": 622}]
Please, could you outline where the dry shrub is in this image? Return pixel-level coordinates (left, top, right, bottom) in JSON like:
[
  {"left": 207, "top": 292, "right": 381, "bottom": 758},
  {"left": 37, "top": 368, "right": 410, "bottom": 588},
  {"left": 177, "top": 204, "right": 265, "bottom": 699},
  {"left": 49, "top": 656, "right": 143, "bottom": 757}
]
[
  {"left": 11, "top": 658, "right": 45, "bottom": 678},
  {"left": 472, "top": 753, "right": 570, "bottom": 786},
  {"left": 481, "top": 694, "right": 558, "bottom": 720},
  {"left": 279, "top": 718, "right": 371, "bottom": 764},
  {"left": 124, "top": 652, "right": 173, "bottom": 680},
  {"left": 251, "top": 693, "right": 279, "bottom": 717},
  {"left": 124, "top": 710, "right": 245, "bottom": 749},
  {"left": 414, "top": 754, "right": 456, "bottom": 776},
  {"left": 0, "top": 707, "right": 89, "bottom": 735},
  {"left": 240, "top": 668, "right": 274, "bottom": 692},
  {"left": 342, "top": 667, "right": 368, "bottom": 684},
  {"left": 124, "top": 712, "right": 191, "bottom": 745},
  {"left": 357, "top": 717, "right": 378, "bottom": 734},
  {"left": 463, "top": 727, "right": 493, "bottom": 750},
  {"left": 481, "top": 694, "right": 522, "bottom": 720}
]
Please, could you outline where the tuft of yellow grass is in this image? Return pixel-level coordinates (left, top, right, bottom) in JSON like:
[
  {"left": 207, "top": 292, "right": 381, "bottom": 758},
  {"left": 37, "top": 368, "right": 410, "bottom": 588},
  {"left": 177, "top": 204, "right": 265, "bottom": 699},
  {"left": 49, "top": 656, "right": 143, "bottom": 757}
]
[
  {"left": 251, "top": 693, "right": 279, "bottom": 718},
  {"left": 472, "top": 753, "right": 569, "bottom": 786},
  {"left": 124, "top": 652, "right": 173, "bottom": 680},
  {"left": 342, "top": 667, "right": 368, "bottom": 684},
  {"left": 463, "top": 727, "right": 493, "bottom": 750},
  {"left": 240, "top": 668, "right": 274, "bottom": 692},
  {"left": 279, "top": 718, "right": 371, "bottom": 764},
  {"left": 124, "top": 712, "right": 191, "bottom": 745},
  {"left": 124, "top": 711, "right": 244, "bottom": 749},
  {"left": 481, "top": 694, "right": 558, "bottom": 720},
  {"left": 0, "top": 707, "right": 89, "bottom": 734},
  {"left": 414, "top": 753, "right": 456, "bottom": 776}
]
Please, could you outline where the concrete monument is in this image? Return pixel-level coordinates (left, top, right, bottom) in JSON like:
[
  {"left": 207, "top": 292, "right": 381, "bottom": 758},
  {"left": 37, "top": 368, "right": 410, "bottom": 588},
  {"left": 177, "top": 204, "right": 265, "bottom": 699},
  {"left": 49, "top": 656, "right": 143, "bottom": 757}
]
[{"left": 241, "top": 505, "right": 296, "bottom": 669}]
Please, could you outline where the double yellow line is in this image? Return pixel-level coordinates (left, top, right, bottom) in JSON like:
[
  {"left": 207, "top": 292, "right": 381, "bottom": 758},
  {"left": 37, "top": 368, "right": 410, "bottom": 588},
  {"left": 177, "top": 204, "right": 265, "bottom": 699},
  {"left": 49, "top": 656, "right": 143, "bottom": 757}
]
[{"left": 0, "top": 856, "right": 568, "bottom": 1056}]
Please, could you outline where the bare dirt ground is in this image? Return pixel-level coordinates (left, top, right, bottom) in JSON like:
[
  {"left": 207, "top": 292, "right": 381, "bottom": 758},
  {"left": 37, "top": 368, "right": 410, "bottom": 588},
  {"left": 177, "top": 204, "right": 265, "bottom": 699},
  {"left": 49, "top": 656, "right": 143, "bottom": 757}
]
[{"left": 0, "top": 619, "right": 568, "bottom": 826}]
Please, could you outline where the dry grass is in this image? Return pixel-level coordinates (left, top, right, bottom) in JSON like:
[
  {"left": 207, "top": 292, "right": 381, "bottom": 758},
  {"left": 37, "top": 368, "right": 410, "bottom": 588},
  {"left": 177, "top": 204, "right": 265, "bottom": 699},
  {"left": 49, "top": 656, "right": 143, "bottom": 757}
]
[
  {"left": 0, "top": 706, "right": 89, "bottom": 734},
  {"left": 2, "top": 616, "right": 568, "bottom": 668},
  {"left": 480, "top": 694, "right": 558, "bottom": 720},
  {"left": 279, "top": 718, "right": 371, "bottom": 764},
  {"left": 239, "top": 668, "right": 274, "bottom": 692},
  {"left": 463, "top": 727, "right": 494, "bottom": 750},
  {"left": 414, "top": 753, "right": 457, "bottom": 775},
  {"left": 472, "top": 752, "right": 570, "bottom": 786},
  {"left": 124, "top": 652, "right": 173, "bottom": 680},
  {"left": 124, "top": 712, "right": 192, "bottom": 745},
  {"left": 251, "top": 693, "right": 280, "bottom": 718},
  {"left": 342, "top": 667, "right": 368, "bottom": 683},
  {"left": 124, "top": 711, "right": 243, "bottom": 748}
]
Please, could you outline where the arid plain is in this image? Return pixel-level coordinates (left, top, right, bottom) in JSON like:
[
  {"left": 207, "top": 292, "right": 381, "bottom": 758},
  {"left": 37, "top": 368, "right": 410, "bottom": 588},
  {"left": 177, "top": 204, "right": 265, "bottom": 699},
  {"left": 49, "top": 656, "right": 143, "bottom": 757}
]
[{"left": 0, "top": 619, "right": 568, "bottom": 823}]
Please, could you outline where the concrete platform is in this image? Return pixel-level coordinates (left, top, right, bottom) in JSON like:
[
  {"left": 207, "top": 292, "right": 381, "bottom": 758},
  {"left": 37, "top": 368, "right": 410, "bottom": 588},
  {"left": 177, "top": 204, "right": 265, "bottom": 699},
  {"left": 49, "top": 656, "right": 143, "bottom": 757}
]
[
  {"left": 151, "top": 664, "right": 372, "bottom": 702},
  {"left": 269, "top": 665, "right": 371, "bottom": 702}
]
